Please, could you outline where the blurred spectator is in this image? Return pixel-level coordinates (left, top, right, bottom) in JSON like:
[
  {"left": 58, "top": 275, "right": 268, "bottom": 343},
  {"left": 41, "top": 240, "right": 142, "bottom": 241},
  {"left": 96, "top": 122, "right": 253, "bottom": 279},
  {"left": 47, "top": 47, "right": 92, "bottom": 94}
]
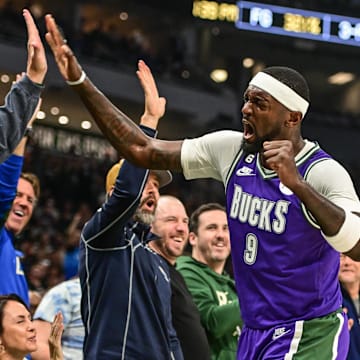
[
  {"left": 339, "top": 254, "right": 360, "bottom": 360},
  {"left": 62, "top": 203, "right": 92, "bottom": 280},
  {"left": 27, "top": 260, "right": 49, "bottom": 295}
]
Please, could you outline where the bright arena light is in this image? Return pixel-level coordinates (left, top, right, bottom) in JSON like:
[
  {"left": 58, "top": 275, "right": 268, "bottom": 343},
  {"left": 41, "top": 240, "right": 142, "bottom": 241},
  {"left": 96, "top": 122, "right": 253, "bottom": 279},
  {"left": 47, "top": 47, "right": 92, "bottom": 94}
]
[
  {"left": 36, "top": 111, "right": 46, "bottom": 119},
  {"left": 1, "top": 74, "right": 10, "bottom": 83},
  {"left": 81, "top": 120, "right": 92, "bottom": 130},
  {"left": 328, "top": 72, "right": 355, "bottom": 85},
  {"left": 58, "top": 115, "right": 69, "bottom": 125},
  {"left": 50, "top": 106, "right": 60, "bottom": 115},
  {"left": 210, "top": 69, "right": 228, "bottom": 83},
  {"left": 119, "top": 12, "right": 128, "bottom": 21},
  {"left": 243, "top": 57, "right": 255, "bottom": 68}
]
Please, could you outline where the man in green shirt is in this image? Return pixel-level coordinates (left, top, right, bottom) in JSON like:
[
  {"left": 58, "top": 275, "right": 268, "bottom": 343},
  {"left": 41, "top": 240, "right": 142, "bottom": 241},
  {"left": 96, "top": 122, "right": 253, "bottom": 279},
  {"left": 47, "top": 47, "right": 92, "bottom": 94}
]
[{"left": 177, "top": 203, "right": 242, "bottom": 360}]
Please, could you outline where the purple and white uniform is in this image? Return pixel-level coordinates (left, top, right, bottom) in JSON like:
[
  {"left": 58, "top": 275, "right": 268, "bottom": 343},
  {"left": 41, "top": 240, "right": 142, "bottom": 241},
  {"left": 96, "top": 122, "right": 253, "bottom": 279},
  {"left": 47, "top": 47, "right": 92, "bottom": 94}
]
[
  {"left": 226, "top": 143, "right": 340, "bottom": 327},
  {"left": 181, "top": 131, "right": 360, "bottom": 358}
]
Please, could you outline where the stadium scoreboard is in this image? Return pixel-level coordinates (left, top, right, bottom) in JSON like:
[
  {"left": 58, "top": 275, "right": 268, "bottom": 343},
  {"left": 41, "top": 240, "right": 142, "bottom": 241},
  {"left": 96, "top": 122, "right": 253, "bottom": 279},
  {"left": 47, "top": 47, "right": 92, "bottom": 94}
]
[
  {"left": 236, "top": 1, "right": 360, "bottom": 47},
  {"left": 192, "top": 1, "right": 360, "bottom": 47}
]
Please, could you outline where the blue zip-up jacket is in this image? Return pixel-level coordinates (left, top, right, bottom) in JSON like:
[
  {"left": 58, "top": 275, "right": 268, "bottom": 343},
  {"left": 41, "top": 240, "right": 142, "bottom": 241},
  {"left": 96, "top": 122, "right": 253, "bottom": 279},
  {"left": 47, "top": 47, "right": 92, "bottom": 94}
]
[
  {"left": 0, "top": 153, "right": 29, "bottom": 305},
  {"left": 0, "top": 75, "right": 43, "bottom": 162},
  {"left": 79, "top": 126, "right": 183, "bottom": 360}
]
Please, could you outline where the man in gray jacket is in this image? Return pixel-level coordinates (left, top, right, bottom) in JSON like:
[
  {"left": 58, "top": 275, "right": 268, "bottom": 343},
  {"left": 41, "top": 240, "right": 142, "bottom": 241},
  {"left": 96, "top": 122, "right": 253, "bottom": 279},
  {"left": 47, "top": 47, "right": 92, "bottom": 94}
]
[{"left": 0, "top": 9, "right": 47, "bottom": 162}]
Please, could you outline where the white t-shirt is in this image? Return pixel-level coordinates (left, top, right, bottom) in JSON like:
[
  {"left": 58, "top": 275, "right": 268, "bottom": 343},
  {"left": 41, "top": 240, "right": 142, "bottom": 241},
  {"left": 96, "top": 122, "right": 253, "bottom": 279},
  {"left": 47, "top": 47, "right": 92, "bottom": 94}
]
[{"left": 34, "top": 277, "right": 84, "bottom": 360}]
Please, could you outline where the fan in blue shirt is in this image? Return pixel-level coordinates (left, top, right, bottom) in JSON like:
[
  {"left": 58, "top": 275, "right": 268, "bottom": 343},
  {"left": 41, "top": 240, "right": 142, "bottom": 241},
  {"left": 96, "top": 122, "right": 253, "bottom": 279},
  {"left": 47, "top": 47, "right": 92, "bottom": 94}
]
[{"left": 0, "top": 104, "right": 40, "bottom": 306}]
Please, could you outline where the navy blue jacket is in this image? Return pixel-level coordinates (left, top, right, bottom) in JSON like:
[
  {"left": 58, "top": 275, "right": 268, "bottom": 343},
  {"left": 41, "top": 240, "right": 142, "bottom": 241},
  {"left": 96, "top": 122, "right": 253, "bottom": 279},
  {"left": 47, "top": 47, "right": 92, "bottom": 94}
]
[
  {"left": 79, "top": 126, "right": 183, "bottom": 360},
  {"left": 341, "top": 285, "right": 360, "bottom": 360}
]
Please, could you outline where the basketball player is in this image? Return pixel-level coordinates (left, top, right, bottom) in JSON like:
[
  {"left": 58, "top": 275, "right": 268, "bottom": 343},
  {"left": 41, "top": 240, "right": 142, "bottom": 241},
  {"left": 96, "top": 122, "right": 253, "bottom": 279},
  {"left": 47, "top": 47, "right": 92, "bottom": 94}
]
[{"left": 45, "top": 13, "right": 360, "bottom": 358}]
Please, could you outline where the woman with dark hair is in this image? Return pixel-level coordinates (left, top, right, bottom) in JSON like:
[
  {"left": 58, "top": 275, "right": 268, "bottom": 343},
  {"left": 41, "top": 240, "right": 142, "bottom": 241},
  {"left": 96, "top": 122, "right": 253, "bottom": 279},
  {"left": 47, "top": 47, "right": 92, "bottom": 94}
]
[{"left": 0, "top": 294, "right": 63, "bottom": 360}]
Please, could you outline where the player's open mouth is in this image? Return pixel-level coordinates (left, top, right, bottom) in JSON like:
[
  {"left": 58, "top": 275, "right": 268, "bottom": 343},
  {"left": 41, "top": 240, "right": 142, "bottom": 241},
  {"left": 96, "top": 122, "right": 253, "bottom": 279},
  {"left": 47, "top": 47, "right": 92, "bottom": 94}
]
[{"left": 243, "top": 120, "right": 255, "bottom": 142}]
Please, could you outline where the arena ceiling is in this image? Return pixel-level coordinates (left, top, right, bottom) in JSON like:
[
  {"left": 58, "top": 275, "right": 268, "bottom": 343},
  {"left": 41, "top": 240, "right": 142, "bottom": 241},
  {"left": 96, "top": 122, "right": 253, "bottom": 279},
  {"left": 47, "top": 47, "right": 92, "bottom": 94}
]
[{"left": 1, "top": 0, "right": 360, "bottom": 137}]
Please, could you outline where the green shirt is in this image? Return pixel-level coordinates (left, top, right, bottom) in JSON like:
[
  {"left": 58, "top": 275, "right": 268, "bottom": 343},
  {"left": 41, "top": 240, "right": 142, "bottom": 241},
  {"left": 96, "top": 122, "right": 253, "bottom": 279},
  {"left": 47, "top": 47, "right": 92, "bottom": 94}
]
[{"left": 176, "top": 256, "right": 242, "bottom": 360}]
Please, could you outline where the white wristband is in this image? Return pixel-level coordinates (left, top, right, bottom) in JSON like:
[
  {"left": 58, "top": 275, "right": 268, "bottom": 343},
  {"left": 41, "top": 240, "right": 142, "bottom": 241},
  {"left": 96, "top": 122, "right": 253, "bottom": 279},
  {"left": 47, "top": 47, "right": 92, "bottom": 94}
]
[
  {"left": 66, "top": 71, "right": 86, "bottom": 86},
  {"left": 323, "top": 210, "right": 360, "bottom": 252}
]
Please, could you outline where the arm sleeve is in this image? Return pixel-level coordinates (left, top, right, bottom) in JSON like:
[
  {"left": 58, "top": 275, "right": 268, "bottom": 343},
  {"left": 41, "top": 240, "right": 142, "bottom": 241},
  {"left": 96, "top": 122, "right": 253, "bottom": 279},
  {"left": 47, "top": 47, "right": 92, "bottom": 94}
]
[
  {"left": 306, "top": 159, "right": 360, "bottom": 251},
  {"left": 0, "top": 154, "right": 24, "bottom": 226},
  {"left": 81, "top": 126, "right": 157, "bottom": 246},
  {"left": 0, "top": 76, "right": 43, "bottom": 162},
  {"left": 181, "top": 130, "right": 243, "bottom": 184},
  {"left": 33, "top": 283, "right": 72, "bottom": 327},
  {"left": 306, "top": 158, "right": 360, "bottom": 212},
  {"left": 180, "top": 268, "right": 242, "bottom": 338}
]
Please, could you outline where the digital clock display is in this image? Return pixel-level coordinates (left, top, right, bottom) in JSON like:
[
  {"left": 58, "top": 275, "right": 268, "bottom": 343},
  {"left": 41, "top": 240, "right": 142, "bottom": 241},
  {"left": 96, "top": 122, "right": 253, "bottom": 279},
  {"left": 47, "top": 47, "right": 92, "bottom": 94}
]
[{"left": 236, "top": 1, "right": 360, "bottom": 46}]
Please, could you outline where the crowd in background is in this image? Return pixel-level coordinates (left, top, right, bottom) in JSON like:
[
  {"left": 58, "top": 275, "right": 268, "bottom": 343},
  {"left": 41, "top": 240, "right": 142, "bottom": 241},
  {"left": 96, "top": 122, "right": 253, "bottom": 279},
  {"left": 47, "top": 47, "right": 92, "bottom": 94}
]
[
  {"left": 0, "top": 0, "right": 191, "bottom": 83},
  {"left": 15, "top": 138, "right": 226, "bottom": 297},
  {"left": 1, "top": 0, "right": 360, "bottom": 298}
]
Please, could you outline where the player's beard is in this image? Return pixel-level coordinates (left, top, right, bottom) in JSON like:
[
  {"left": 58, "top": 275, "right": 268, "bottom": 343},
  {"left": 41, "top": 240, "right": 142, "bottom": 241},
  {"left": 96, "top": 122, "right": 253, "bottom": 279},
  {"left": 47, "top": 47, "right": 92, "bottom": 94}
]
[
  {"left": 241, "top": 136, "right": 264, "bottom": 154},
  {"left": 241, "top": 124, "right": 282, "bottom": 155},
  {"left": 133, "top": 209, "right": 155, "bottom": 225}
]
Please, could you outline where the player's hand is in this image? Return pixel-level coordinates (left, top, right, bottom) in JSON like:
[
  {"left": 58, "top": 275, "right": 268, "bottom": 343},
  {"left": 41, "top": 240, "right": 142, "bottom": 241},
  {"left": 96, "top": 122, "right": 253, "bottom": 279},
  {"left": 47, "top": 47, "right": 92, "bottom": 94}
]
[
  {"left": 136, "top": 60, "right": 166, "bottom": 129},
  {"left": 45, "top": 14, "right": 83, "bottom": 83},
  {"left": 262, "top": 140, "right": 302, "bottom": 189},
  {"left": 23, "top": 9, "right": 47, "bottom": 84}
]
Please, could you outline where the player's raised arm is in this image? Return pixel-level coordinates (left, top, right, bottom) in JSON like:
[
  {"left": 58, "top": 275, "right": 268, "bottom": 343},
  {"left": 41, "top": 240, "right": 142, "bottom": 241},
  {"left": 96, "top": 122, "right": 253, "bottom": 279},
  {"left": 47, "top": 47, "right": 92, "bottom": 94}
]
[{"left": 44, "top": 13, "right": 183, "bottom": 172}]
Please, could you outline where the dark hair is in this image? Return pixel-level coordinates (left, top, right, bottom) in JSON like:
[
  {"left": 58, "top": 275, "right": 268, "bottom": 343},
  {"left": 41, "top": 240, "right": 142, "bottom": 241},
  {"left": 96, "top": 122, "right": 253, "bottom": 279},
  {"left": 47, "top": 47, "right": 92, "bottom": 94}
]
[
  {"left": 262, "top": 66, "right": 310, "bottom": 103},
  {"left": 20, "top": 172, "right": 40, "bottom": 201},
  {"left": 189, "top": 203, "right": 226, "bottom": 234},
  {"left": 0, "top": 294, "right": 30, "bottom": 334}
]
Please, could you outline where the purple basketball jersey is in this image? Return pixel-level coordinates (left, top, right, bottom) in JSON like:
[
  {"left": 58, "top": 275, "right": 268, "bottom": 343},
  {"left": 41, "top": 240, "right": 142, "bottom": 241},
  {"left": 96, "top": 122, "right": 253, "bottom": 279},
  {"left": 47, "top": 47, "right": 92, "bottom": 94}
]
[{"left": 225, "top": 144, "right": 342, "bottom": 329}]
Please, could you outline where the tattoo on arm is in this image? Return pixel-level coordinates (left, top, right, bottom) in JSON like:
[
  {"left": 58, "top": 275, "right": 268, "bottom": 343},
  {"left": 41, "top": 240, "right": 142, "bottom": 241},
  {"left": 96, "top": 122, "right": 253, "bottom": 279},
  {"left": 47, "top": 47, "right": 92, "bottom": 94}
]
[{"left": 76, "top": 80, "right": 183, "bottom": 171}]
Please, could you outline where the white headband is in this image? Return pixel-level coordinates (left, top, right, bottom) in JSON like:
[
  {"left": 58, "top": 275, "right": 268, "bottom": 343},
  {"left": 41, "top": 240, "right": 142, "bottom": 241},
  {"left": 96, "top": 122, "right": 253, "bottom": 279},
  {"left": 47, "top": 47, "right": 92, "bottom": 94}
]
[{"left": 249, "top": 71, "right": 309, "bottom": 117}]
